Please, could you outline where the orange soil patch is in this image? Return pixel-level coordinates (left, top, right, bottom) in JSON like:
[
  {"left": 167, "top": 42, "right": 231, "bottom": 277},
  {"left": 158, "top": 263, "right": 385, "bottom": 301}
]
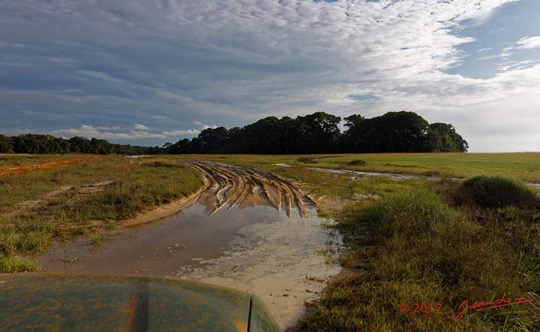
[{"left": 0, "top": 156, "right": 101, "bottom": 177}]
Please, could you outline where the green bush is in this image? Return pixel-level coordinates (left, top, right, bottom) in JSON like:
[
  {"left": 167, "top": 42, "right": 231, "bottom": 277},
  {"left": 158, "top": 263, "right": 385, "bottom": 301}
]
[
  {"left": 347, "top": 159, "right": 366, "bottom": 166},
  {"left": 297, "top": 157, "right": 318, "bottom": 164},
  {"left": 144, "top": 161, "right": 181, "bottom": 168},
  {"left": 357, "top": 191, "right": 457, "bottom": 243},
  {"left": 459, "top": 176, "right": 538, "bottom": 209}
]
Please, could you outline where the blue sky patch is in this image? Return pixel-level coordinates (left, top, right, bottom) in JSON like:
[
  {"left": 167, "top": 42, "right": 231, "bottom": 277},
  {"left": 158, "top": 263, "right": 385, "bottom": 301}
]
[
  {"left": 348, "top": 94, "right": 380, "bottom": 102},
  {"left": 446, "top": 0, "right": 540, "bottom": 79}
]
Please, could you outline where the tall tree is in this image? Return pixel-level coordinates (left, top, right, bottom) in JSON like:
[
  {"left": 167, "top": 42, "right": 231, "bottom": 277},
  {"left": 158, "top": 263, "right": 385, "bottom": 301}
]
[
  {"left": 427, "top": 123, "right": 468, "bottom": 152},
  {"left": 0, "top": 134, "right": 13, "bottom": 153}
]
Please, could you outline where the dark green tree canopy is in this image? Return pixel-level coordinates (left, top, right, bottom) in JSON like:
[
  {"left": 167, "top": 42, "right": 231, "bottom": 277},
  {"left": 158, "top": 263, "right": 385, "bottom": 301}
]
[
  {"left": 1, "top": 134, "right": 152, "bottom": 155},
  {"left": 2, "top": 111, "right": 468, "bottom": 155},
  {"left": 167, "top": 111, "right": 467, "bottom": 154}
]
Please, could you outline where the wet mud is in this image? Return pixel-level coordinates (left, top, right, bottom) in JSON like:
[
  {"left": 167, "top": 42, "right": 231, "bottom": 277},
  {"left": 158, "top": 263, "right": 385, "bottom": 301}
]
[
  {"left": 184, "top": 160, "right": 315, "bottom": 217},
  {"left": 40, "top": 160, "right": 341, "bottom": 330}
]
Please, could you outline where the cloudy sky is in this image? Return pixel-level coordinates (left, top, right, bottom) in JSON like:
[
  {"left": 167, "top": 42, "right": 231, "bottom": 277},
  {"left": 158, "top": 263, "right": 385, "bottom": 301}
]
[{"left": 1, "top": 0, "right": 539, "bottom": 151}]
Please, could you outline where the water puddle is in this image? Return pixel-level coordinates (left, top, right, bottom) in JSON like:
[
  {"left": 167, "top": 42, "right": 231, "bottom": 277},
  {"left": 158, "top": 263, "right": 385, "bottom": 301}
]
[
  {"left": 40, "top": 161, "right": 342, "bottom": 329},
  {"left": 41, "top": 202, "right": 272, "bottom": 276}
]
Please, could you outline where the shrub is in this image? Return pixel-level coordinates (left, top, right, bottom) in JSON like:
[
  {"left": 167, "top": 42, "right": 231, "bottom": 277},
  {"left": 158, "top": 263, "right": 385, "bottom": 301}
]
[
  {"left": 459, "top": 176, "right": 538, "bottom": 209},
  {"left": 144, "top": 161, "right": 181, "bottom": 168},
  {"left": 356, "top": 191, "right": 457, "bottom": 243},
  {"left": 297, "top": 157, "right": 318, "bottom": 164},
  {"left": 347, "top": 159, "right": 366, "bottom": 166}
]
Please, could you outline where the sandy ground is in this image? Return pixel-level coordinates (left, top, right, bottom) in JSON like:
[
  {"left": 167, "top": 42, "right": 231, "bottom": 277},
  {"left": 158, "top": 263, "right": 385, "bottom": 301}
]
[
  {"left": 172, "top": 208, "right": 341, "bottom": 331},
  {"left": 122, "top": 177, "right": 210, "bottom": 227}
]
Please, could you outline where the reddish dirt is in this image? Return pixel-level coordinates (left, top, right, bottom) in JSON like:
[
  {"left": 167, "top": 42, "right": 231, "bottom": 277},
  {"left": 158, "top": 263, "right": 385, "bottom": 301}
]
[{"left": 0, "top": 156, "right": 100, "bottom": 177}]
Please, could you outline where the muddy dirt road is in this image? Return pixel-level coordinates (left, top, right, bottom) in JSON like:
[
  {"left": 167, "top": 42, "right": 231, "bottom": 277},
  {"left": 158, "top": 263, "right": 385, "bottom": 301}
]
[
  {"left": 184, "top": 160, "right": 314, "bottom": 217},
  {"left": 41, "top": 160, "right": 340, "bottom": 330}
]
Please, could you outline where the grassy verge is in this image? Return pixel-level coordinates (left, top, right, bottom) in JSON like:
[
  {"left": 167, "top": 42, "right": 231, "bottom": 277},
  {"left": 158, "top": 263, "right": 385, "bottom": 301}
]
[
  {"left": 0, "top": 155, "right": 202, "bottom": 272},
  {"left": 300, "top": 177, "right": 540, "bottom": 331}
]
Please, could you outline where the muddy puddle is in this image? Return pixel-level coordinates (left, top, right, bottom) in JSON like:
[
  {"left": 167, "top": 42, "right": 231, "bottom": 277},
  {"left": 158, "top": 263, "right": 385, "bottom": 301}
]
[{"left": 40, "top": 161, "right": 342, "bottom": 330}]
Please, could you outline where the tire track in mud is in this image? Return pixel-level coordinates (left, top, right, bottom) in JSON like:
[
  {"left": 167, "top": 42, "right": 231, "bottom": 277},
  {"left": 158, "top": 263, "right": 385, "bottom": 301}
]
[{"left": 184, "top": 160, "right": 315, "bottom": 217}]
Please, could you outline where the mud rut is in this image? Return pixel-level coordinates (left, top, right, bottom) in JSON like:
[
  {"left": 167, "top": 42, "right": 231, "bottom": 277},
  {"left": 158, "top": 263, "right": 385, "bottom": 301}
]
[{"left": 184, "top": 160, "right": 315, "bottom": 217}]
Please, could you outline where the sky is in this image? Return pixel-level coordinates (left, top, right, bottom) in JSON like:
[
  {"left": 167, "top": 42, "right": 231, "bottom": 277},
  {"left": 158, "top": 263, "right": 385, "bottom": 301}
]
[{"left": 0, "top": 0, "right": 539, "bottom": 152}]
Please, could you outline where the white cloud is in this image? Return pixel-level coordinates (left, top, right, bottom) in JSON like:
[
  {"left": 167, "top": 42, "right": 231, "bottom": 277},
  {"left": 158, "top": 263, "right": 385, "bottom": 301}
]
[
  {"left": 54, "top": 124, "right": 168, "bottom": 140},
  {"left": 53, "top": 122, "right": 217, "bottom": 140},
  {"left": 133, "top": 123, "right": 150, "bottom": 131},
  {"left": 161, "top": 129, "right": 200, "bottom": 136},
  {"left": 516, "top": 36, "right": 540, "bottom": 50}
]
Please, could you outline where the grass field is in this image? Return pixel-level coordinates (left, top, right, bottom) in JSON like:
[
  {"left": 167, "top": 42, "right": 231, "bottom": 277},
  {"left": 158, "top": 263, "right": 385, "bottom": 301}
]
[
  {"left": 0, "top": 155, "right": 202, "bottom": 272},
  {"left": 1, "top": 152, "right": 539, "bottom": 330},
  {"left": 177, "top": 152, "right": 540, "bottom": 182}
]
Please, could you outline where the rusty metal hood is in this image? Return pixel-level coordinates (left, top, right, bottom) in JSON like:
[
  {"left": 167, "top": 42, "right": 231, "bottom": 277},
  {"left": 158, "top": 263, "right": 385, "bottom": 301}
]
[{"left": 0, "top": 273, "right": 280, "bottom": 331}]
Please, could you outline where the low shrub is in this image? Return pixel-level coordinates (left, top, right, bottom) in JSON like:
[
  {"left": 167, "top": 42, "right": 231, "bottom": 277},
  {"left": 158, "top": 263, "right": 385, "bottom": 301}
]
[
  {"left": 144, "top": 161, "right": 181, "bottom": 168},
  {"left": 297, "top": 157, "right": 318, "bottom": 164},
  {"left": 458, "top": 176, "right": 538, "bottom": 209},
  {"left": 359, "top": 191, "right": 457, "bottom": 243},
  {"left": 347, "top": 159, "right": 366, "bottom": 166}
]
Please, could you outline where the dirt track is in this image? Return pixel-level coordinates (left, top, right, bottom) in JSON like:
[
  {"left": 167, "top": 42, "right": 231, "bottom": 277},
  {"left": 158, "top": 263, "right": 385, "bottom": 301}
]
[
  {"left": 0, "top": 156, "right": 99, "bottom": 177},
  {"left": 184, "top": 160, "right": 315, "bottom": 217}
]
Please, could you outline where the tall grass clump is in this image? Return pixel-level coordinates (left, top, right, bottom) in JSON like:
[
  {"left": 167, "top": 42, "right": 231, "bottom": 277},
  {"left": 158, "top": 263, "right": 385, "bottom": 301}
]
[
  {"left": 457, "top": 175, "right": 538, "bottom": 209},
  {"left": 0, "top": 255, "right": 39, "bottom": 273},
  {"left": 361, "top": 190, "right": 456, "bottom": 243}
]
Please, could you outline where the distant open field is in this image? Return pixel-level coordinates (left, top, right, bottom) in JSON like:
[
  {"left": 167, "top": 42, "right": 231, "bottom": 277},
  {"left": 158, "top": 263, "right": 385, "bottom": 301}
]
[{"left": 177, "top": 152, "right": 540, "bottom": 183}]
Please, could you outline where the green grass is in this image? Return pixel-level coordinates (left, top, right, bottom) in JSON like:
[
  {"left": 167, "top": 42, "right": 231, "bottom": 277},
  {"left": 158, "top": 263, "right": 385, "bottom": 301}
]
[
  {"left": 176, "top": 152, "right": 540, "bottom": 183},
  {"left": 294, "top": 153, "right": 540, "bottom": 183},
  {"left": 0, "top": 155, "right": 202, "bottom": 272},
  {"left": 300, "top": 182, "right": 540, "bottom": 331},
  {"left": 0, "top": 255, "right": 39, "bottom": 273}
]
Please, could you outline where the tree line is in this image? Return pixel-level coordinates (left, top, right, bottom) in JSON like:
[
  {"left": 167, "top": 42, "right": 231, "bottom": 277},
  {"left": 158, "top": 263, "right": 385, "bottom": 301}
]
[
  {"left": 0, "top": 134, "right": 159, "bottom": 155},
  {"left": 164, "top": 111, "right": 468, "bottom": 154},
  {"left": 0, "top": 111, "right": 468, "bottom": 155}
]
